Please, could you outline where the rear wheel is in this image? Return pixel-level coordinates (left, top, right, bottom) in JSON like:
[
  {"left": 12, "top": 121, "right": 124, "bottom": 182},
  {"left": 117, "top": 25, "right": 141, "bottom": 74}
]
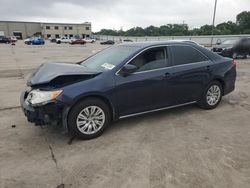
[
  {"left": 67, "top": 98, "right": 110, "bottom": 139},
  {"left": 199, "top": 81, "right": 222, "bottom": 109}
]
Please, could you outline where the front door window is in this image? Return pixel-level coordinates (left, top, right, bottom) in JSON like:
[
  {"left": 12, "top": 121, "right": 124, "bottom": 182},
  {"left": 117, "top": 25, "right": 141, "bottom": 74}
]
[{"left": 129, "top": 47, "right": 169, "bottom": 72}]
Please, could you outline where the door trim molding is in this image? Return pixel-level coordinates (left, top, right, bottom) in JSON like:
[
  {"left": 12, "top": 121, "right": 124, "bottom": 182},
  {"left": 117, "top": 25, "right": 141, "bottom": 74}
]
[{"left": 119, "top": 101, "right": 197, "bottom": 119}]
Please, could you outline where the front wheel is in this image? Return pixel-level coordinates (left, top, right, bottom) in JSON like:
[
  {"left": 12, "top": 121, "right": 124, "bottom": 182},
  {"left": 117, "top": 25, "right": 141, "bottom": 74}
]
[
  {"left": 67, "top": 98, "right": 110, "bottom": 139},
  {"left": 199, "top": 81, "right": 222, "bottom": 109}
]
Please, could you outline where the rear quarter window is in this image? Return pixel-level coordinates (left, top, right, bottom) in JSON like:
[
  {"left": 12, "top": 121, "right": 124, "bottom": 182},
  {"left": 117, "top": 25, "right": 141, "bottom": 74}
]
[{"left": 171, "top": 45, "right": 208, "bottom": 66}]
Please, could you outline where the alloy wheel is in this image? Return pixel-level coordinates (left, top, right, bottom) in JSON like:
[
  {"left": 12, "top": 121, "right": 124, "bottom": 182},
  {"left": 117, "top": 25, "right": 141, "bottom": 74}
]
[
  {"left": 76, "top": 106, "right": 105, "bottom": 135},
  {"left": 206, "top": 85, "right": 221, "bottom": 106}
]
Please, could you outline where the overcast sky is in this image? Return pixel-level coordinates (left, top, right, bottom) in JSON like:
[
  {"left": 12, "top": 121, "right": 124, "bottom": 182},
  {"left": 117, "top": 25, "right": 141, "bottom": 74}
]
[{"left": 0, "top": 0, "right": 249, "bottom": 31}]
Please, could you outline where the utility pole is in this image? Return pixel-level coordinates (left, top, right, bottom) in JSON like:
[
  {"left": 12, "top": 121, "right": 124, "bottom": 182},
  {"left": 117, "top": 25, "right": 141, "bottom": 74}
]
[{"left": 211, "top": 0, "right": 218, "bottom": 46}]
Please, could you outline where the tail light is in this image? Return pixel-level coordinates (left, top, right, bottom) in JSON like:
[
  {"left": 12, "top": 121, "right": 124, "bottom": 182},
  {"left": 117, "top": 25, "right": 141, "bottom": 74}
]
[{"left": 232, "top": 59, "right": 237, "bottom": 66}]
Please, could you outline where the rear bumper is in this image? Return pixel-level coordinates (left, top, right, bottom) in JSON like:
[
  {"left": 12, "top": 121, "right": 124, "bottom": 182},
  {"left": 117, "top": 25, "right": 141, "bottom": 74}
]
[
  {"left": 20, "top": 91, "right": 65, "bottom": 126},
  {"left": 223, "top": 66, "right": 236, "bottom": 96}
]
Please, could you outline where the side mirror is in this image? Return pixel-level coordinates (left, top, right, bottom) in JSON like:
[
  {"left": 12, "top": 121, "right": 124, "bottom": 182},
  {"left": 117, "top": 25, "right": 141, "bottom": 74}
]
[{"left": 119, "top": 64, "right": 138, "bottom": 76}]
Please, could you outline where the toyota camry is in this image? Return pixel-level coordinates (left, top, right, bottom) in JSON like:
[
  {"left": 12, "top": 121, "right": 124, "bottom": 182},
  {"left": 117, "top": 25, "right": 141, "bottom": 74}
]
[{"left": 20, "top": 41, "right": 236, "bottom": 139}]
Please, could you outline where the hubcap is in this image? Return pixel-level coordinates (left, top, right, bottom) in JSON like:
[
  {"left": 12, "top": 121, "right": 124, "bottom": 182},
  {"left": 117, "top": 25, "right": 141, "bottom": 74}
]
[
  {"left": 76, "top": 106, "right": 105, "bottom": 135},
  {"left": 206, "top": 85, "right": 221, "bottom": 106}
]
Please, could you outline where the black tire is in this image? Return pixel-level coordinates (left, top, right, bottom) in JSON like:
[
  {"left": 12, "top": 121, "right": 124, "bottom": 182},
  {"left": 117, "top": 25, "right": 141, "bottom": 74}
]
[
  {"left": 199, "top": 81, "right": 223, "bottom": 110},
  {"left": 67, "top": 98, "right": 110, "bottom": 139},
  {"left": 57, "top": 40, "right": 61, "bottom": 44}
]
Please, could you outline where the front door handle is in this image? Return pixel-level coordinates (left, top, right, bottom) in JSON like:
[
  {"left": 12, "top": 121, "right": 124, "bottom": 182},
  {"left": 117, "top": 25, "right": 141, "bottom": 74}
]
[{"left": 163, "top": 72, "right": 172, "bottom": 79}]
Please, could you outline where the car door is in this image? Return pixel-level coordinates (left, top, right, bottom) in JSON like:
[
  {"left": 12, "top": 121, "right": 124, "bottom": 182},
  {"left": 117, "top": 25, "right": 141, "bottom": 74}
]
[
  {"left": 240, "top": 38, "right": 250, "bottom": 55},
  {"left": 114, "top": 46, "right": 176, "bottom": 117},
  {"left": 169, "top": 45, "right": 213, "bottom": 104}
]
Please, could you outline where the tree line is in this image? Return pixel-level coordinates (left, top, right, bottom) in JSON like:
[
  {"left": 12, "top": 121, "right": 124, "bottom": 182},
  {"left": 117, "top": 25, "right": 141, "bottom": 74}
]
[{"left": 94, "top": 11, "right": 250, "bottom": 36}]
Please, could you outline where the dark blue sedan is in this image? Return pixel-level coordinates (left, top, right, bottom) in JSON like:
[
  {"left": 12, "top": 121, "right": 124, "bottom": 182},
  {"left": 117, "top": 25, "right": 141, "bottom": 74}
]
[{"left": 20, "top": 41, "right": 236, "bottom": 139}]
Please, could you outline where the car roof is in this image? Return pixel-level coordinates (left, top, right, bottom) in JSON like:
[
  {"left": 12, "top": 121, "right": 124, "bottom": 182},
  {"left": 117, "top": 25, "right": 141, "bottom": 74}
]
[
  {"left": 118, "top": 40, "right": 223, "bottom": 61},
  {"left": 118, "top": 40, "right": 198, "bottom": 49}
]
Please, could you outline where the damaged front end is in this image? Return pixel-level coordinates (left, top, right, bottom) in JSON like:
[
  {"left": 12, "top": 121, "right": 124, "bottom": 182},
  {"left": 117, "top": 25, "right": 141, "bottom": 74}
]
[
  {"left": 20, "top": 62, "right": 101, "bottom": 126},
  {"left": 20, "top": 91, "right": 65, "bottom": 126}
]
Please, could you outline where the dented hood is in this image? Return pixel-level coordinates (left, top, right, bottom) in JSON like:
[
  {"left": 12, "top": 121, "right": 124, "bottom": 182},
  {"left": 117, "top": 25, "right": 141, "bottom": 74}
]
[{"left": 27, "top": 63, "right": 101, "bottom": 86}]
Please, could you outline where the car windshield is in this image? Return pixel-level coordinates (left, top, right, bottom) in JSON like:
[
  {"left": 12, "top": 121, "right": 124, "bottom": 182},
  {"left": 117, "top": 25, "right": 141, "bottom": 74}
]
[
  {"left": 222, "top": 39, "right": 237, "bottom": 45},
  {"left": 80, "top": 46, "right": 140, "bottom": 71}
]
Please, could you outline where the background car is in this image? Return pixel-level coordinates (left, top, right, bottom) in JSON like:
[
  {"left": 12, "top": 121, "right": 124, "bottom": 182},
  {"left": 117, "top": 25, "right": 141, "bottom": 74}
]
[
  {"left": 0, "top": 36, "right": 11, "bottom": 43},
  {"left": 70, "top": 39, "right": 86, "bottom": 45},
  {"left": 100, "top": 40, "right": 115, "bottom": 45},
  {"left": 9, "top": 36, "right": 17, "bottom": 42},
  {"left": 24, "top": 37, "right": 32, "bottom": 44},
  {"left": 123, "top": 39, "right": 133, "bottom": 42},
  {"left": 56, "top": 37, "right": 75, "bottom": 44},
  {"left": 212, "top": 38, "right": 250, "bottom": 59},
  {"left": 83, "top": 38, "right": 96, "bottom": 43},
  {"left": 32, "top": 37, "right": 45, "bottom": 45},
  {"left": 25, "top": 37, "right": 45, "bottom": 45},
  {"left": 48, "top": 37, "right": 57, "bottom": 43}
]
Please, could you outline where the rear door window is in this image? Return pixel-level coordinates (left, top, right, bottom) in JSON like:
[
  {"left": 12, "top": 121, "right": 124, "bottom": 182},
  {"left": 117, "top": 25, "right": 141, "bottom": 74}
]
[{"left": 170, "top": 45, "right": 208, "bottom": 66}]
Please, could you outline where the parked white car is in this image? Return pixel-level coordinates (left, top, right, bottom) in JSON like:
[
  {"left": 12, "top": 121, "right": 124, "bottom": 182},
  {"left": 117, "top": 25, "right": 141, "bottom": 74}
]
[
  {"left": 56, "top": 37, "right": 75, "bottom": 44},
  {"left": 10, "top": 36, "right": 17, "bottom": 42},
  {"left": 83, "top": 38, "right": 96, "bottom": 43},
  {"left": 24, "top": 37, "right": 32, "bottom": 44}
]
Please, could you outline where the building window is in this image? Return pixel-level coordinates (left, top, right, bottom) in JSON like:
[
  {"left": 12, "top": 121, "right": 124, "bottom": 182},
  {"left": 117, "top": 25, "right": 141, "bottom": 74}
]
[
  {"left": 69, "top": 26, "right": 73, "bottom": 30},
  {"left": 69, "top": 34, "right": 73, "bottom": 38},
  {"left": 86, "top": 27, "right": 90, "bottom": 30},
  {"left": 64, "top": 26, "right": 67, "bottom": 30},
  {"left": 55, "top": 34, "right": 60, "bottom": 38},
  {"left": 47, "top": 34, "right": 51, "bottom": 38},
  {"left": 46, "top": 26, "right": 50, "bottom": 30},
  {"left": 65, "top": 34, "right": 68, "bottom": 37},
  {"left": 54, "top": 26, "right": 59, "bottom": 30}
]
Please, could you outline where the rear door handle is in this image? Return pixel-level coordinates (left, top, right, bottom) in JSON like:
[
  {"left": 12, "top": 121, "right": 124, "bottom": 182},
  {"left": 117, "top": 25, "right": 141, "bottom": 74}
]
[{"left": 206, "top": 66, "right": 212, "bottom": 71}]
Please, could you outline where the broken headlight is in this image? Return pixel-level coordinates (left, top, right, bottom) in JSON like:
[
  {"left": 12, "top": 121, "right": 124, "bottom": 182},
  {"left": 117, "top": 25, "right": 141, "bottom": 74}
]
[{"left": 26, "top": 89, "right": 62, "bottom": 106}]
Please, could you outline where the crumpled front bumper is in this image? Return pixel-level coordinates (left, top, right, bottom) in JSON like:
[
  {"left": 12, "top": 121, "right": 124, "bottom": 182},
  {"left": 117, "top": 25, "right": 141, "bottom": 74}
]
[{"left": 20, "top": 91, "right": 65, "bottom": 126}]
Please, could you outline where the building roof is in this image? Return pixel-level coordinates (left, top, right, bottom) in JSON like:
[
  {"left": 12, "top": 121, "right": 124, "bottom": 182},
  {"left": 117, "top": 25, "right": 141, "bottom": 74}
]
[{"left": 0, "top": 20, "right": 91, "bottom": 25}]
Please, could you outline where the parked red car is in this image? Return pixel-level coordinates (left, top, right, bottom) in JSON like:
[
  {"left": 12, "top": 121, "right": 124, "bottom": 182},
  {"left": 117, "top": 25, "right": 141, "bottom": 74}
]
[{"left": 70, "top": 39, "right": 86, "bottom": 45}]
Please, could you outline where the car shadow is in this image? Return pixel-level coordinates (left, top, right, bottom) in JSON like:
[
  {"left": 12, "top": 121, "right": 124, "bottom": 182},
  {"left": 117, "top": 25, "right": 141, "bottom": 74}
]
[
  {"left": 107, "top": 104, "right": 199, "bottom": 132},
  {"left": 39, "top": 100, "right": 236, "bottom": 145},
  {"left": 36, "top": 104, "right": 199, "bottom": 144}
]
